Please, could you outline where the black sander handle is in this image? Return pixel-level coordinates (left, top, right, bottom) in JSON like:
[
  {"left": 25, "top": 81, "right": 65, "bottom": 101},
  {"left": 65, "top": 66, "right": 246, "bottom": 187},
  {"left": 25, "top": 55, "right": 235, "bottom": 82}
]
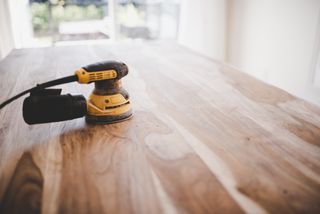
[{"left": 82, "top": 60, "right": 128, "bottom": 79}]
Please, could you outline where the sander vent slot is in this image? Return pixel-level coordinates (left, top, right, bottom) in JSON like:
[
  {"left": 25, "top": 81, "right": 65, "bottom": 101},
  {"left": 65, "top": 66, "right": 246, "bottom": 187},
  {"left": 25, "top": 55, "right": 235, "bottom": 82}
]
[
  {"left": 105, "top": 101, "right": 130, "bottom": 110},
  {"left": 89, "top": 73, "right": 96, "bottom": 81}
]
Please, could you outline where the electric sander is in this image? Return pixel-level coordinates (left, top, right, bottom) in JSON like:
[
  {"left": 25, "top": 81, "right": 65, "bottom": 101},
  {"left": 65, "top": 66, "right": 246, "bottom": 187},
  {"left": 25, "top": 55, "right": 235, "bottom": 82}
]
[{"left": 0, "top": 61, "right": 133, "bottom": 124}]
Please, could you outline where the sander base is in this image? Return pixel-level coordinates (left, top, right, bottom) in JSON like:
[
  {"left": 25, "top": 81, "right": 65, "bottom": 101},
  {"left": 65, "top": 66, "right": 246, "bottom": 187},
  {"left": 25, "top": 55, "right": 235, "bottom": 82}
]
[{"left": 85, "top": 110, "right": 133, "bottom": 124}]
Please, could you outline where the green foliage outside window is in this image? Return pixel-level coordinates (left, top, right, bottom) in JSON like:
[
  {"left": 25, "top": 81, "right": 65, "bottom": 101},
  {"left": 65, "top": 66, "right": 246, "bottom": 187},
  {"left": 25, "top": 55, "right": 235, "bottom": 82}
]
[{"left": 30, "top": 2, "right": 105, "bottom": 35}]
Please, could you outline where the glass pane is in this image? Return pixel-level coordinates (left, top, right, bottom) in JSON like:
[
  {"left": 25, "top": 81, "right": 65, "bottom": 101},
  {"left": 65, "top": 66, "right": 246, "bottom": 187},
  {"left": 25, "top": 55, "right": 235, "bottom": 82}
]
[
  {"left": 28, "top": 0, "right": 180, "bottom": 46},
  {"left": 115, "top": 0, "right": 180, "bottom": 40}
]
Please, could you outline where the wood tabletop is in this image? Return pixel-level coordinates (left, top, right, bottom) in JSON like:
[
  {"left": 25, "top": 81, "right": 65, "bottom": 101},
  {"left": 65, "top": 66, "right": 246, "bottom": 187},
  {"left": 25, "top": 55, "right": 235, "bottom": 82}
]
[{"left": 0, "top": 42, "right": 320, "bottom": 214}]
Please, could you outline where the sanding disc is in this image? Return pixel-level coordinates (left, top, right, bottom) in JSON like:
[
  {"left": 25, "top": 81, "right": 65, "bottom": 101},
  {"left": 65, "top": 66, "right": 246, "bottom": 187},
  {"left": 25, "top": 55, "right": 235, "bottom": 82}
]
[{"left": 85, "top": 110, "right": 133, "bottom": 124}]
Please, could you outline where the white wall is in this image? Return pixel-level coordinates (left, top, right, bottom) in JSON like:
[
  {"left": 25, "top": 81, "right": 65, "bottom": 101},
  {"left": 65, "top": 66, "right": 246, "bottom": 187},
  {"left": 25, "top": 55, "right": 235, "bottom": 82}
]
[
  {"left": 178, "top": 0, "right": 320, "bottom": 106},
  {"left": 178, "top": 0, "right": 226, "bottom": 61},
  {"left": 227, "top": 0, "right": 320, "bottom": 105},
  {"left": 8, "top": 0, "right": 33, "bottom": 49},
  {"left": 0, "top": 0, "right": 33, "bottom": 60},
  {"left": 0, "top": 0, "right": 14, "bottom": 60}
]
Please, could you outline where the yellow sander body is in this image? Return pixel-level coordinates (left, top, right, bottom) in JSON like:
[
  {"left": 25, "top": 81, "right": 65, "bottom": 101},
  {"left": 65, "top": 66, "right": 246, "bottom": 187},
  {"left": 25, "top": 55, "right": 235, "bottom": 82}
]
[{"left": 75, "top": 61, "right": 132, "bottom": 124}]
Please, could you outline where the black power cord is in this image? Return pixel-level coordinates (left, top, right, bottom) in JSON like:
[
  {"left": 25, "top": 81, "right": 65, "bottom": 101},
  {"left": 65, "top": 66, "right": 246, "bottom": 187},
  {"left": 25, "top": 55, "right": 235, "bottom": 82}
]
[{"left": 0, "top": 75, "right": 78, "bottom": 110}]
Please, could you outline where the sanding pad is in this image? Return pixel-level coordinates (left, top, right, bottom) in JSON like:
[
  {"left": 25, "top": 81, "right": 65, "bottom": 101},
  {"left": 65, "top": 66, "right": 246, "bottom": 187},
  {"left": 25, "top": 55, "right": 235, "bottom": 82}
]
[{"left": 85, "top": 110, "right": 133, "bottom": 124}]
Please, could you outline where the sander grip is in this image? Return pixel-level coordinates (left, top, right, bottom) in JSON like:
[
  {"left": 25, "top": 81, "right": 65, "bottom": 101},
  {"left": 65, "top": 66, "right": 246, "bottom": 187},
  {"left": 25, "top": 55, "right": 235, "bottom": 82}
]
[{"left": 83, "top": 60, "right": 129, "bottom": 79}]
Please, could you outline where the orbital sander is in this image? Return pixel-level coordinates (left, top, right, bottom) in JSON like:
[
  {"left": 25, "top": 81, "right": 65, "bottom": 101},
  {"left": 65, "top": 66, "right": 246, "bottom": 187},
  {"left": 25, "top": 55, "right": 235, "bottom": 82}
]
[{"left": 0, "top": 61, "right": 133, "bottom": 124}]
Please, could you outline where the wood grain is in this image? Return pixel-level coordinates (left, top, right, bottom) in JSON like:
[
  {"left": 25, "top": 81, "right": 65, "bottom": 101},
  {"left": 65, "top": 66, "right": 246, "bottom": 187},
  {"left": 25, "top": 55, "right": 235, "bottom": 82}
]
[
  {"left": 0, "top": 42, "right": 319, "bottom": 214},
  {"left": 0, "top": 152, "right": 43, "bottom": 214}
]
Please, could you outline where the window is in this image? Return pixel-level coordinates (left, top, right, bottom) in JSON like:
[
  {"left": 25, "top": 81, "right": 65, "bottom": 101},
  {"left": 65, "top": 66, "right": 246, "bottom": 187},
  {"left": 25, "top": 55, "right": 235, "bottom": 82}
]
[{"left": 28, "top": 0, "right": 180, "bottom": 46}]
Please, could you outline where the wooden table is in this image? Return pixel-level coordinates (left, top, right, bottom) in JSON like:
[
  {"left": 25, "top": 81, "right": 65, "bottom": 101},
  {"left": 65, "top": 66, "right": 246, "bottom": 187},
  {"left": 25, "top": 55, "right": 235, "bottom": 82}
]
[{"left": 0, "top": 42, "right": 319, "bottom": 214}]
